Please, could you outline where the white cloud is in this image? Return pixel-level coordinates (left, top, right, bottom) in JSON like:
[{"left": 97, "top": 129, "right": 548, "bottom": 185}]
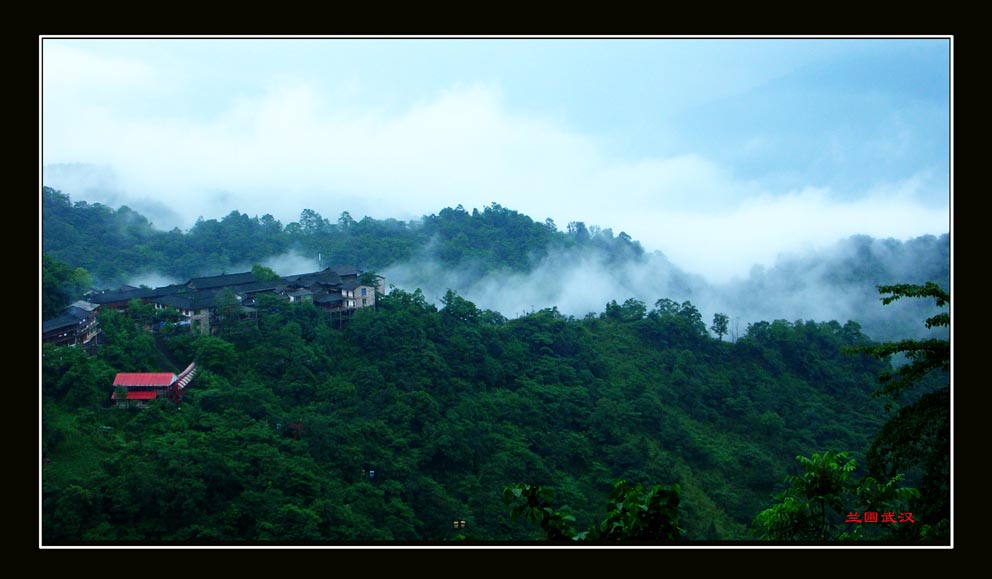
[
  {"left": 42, "top": 45, "right": 949, "bottom": 285},
  {"left": 618, "top": 183, "right": 949, "bottom": 284},
  {"left": 42, "top": 43, "right": 154, "bottom": 93}
]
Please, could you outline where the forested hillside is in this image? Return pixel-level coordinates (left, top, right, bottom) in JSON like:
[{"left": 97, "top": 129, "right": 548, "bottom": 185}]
[
  {"left": 41, "top": 187, "right": 641, "bottom": 286},
  {"left": 43, "top": 285, "right": 903, "bottom": 542},
  {"left": 41, "top": 186, "right": 948, "bottom": 343},
  {"left": 40, "top": 187, "right": 950, "bottom": 543}
]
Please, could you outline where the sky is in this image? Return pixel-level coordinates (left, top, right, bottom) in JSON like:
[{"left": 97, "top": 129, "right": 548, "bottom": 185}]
[{"left": 41, "top": 36, "right": 951, "bottom": 284}]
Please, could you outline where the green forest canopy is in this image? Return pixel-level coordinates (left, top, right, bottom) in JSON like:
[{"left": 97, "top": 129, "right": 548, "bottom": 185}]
[
  {"left": 40, "top": 187, "right": 950, "bottom": 543},
  {"left": 43, "top": 279, "right": 949, "bottom": 542}
]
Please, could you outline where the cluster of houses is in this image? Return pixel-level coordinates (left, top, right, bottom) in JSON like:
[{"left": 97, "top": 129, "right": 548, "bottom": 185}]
[
  {"left": 42, "top": 265, "right": 384, "bottom": 407},
  {"left": 42, "top": 265, "right": 385, "bottom": 347}
]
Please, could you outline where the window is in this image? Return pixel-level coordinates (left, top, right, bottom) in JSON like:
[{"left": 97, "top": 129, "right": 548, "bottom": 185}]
[{"left": 361, "top": 288, "right": 367, "bottom": 296}]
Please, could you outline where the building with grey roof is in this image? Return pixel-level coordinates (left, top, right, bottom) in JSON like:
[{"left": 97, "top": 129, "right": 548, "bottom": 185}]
[{"left": 46, "top": 266, "right": 383, "bottom": 339}]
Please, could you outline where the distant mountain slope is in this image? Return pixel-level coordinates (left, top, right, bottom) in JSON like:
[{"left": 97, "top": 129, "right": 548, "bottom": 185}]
[
  {"left": 724, "top": 234, "right": 949, "bottom": 341},
  {"left": 42, "top": 188, "right": 642, "bottom": 285},
  {"left": 42, "top": 185, "right": 949, "bottom": 341}
]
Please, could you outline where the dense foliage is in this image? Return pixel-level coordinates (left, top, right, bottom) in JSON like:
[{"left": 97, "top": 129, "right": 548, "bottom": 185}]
[
  {"left": 41, "top": 188, "right": 949, "bottom": 544},
  {"left": 43, "top": 283, "right": 897, "bottom": 543},
  {"left": 854, "top": 283, "right": 950, "bottom": 540},
  {"left": 42, "top": 187, "right": 642, "bottom": 287},
  {"left": 42, "top": 186, "right": 949, "bottom": 344},
  {"left": 752, "top": 450, "right": 918, "bottom": 541},
  {"left": 752, "top": 283, "right": 950, "bottom": 542},
  {"left": 42, "top": 253, "right": 92, "bottom": 319},
  {"left": 503, "top": 480, "right": 683, "bottom": 541}
]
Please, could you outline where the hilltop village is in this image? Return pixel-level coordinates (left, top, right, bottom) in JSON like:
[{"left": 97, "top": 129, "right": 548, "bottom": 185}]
[
  {"left": 43, "top": 265, "right": 384, "bottom": 407},
  {"left": 42, "top": 265, "right": 385, "bottom": 349}
]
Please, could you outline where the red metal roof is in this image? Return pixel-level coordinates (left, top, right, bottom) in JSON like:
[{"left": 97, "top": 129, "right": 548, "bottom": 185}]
[
  {"left": 111, "top": 391, "right": 159, "bottom": 400},
  {"left": 113, "top": 373, "right": 176, "bottom": 387},
  {"left": 127, "top": 391, "right": 158, "bottom": 400}
]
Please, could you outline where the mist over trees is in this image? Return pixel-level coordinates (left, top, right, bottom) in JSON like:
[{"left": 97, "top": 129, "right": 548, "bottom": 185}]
[
  {"left": 42, "top": 186, "right": 948, "bottom": 343},
  {"left": 722, "top": 234, "right": 949, "bottom": 342}
]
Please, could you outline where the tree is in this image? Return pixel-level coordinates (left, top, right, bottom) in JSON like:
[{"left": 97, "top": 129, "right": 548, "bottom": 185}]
[
  {"left": 850, "top": 282, "right": 949, "bottom": 404},
  {"left": 338, "top": 211, "right": 356, "bottom": 232},
  {"left": 594, "top": 480, "right": 682, "bottom": 541},
  {"left": 194, "top": 335, "right": 238, "bottom": 378},
  {"left": 503, "top": 480, "right": 683, "bottom": 541},
  {"left": 646, "top": 298, "right": 708, "bottom": 342},
  {"left": 603, "top": 298, "right": 646, "bottom": 322},
  {"left": 502, "top": 483, "right": 579, "bottom": 540},
  {"left": 566, "top": 221, "right": 589, "bottom": 243},
  {"left": 260, "top": 213, "right": 282, "bottom": 233},
  {"left": 847, "top": 282, "right": 950, "bottom": 540},
  {"left": 752, "top": 451, "right": 917, "bottom": 541},
  {"left": 299, "top": 209, "right": 326, "bottom": 235},
  {"left": 440, "top": 289, "right": 480, "bottom": 325},
  {"left": 42, "top": 254, "right": 92, "bottom": 319},
  {"left": 711, "top": 313, "right": 730, "bottom": 341},
  {"left": 126, "top": 298, "right": 157, "bottom": 331},
  {"left": 864, "top": 388, "right": 948, "bottom": 540},
  {"left": 251, "top": 264, "right": 280, "bottom": 281}
]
